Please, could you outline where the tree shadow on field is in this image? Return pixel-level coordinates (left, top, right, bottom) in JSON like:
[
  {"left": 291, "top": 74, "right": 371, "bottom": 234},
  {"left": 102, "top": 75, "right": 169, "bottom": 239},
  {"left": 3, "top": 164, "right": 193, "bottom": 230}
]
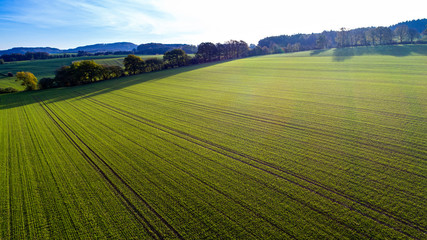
[
  {"left": 0, "top": 61, "right": 227, "bottom": 110},
  {"left": 332, "top": 44, "right": 427, "bottom": 61},
  {"left": 310, "top": 49, "right": 328, "bottom": 56}
]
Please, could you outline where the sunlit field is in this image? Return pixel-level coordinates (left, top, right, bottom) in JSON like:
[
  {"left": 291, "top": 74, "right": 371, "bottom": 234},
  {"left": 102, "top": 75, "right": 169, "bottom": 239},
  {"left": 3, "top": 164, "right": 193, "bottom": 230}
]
[{"left": 1, "top": 46, "right": 426, "bottom": 239}]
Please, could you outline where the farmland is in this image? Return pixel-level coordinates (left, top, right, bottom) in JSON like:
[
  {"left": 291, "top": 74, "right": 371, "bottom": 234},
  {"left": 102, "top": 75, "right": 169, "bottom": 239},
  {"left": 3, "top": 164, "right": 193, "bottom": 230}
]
[
  {"left": 0, "top": 45, "right": 426, "bottom": 239},
  {"left": 0, "top": 55, "right": 153, "bottom": 89}
]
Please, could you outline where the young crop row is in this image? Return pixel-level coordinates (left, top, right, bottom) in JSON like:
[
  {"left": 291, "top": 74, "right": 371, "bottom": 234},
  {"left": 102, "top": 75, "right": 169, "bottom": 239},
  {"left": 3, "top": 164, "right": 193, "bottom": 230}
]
[
  {"left": 57, "top": 86, "right": 424, "bottom": 238},
  {"left": 1, "top": 52, "right": 425, "bottom": 239},
  {"left": 89, "top": 90, "right": 424, "bottom": 236}
]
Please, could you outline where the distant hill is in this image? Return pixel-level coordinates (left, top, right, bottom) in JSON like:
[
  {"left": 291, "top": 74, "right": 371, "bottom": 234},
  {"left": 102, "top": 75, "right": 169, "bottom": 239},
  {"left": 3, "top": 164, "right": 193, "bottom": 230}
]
[
  {"left": 63, "top": 42, "right": 137, "bottom": 53},
  {"left": 136, "top": 43, "right": 197, "bottom": 54},
  {"left": 0, "top": 47, "right": 63, "bottom": 55},
  {"left": 0, "top": 42, "right": 137, "bottom": 55},
  {"left": 0, "top": 42, "right": 197, "bottom": 55},
  {"left": 389, "top": 18, "right": 427, "bottom": 33}
]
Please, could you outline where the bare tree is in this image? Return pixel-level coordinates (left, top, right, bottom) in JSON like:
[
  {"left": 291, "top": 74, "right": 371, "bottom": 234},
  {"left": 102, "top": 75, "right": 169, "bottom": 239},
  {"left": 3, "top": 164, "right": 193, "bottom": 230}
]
[
  {"left": 394, "top": 25, "right": 409, "bottom": 43},
  {"left": 408, "top": 28, "right": 420, "bottom": 43}
]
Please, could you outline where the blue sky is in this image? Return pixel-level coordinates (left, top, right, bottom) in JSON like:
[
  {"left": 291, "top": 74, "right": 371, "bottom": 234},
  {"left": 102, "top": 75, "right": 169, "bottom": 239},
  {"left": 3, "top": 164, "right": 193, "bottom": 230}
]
[{"left": 0, "top": 0, "right": 426, "bottom": 50}]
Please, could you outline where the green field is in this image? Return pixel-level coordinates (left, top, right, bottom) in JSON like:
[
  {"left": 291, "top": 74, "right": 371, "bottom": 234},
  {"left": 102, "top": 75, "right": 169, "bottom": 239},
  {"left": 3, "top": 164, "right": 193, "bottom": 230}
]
[
  {"left": 1, "top": 45, "right": 426, "bottom": 239},
  {"left": 92, "top": 55, "right": 162, "bottom": 67},
  {"left": 0, "top": 55, "right": 163, "bottom": 90},
  {"left": 0, "top": 56, "right": 122, "bottom": 89},
  {"left": 0, "top": 55, "right": 149, "bottom": 89}
]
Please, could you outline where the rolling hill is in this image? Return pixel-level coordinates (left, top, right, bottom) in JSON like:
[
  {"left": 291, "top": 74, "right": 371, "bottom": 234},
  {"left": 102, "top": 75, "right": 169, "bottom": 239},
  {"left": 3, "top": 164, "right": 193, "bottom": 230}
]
[
  {"left": 0, "top": 47, "right": 63, "bottom": 55},
  {"left": 63, "top": 42, "right": 137, "bottom": 53},
  {"left": 0, "top": 42, "right": 196, "bottom": 55}
]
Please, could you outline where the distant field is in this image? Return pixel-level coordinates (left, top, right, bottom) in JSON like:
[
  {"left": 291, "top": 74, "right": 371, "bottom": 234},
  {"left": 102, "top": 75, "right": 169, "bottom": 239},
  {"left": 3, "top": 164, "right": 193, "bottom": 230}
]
[
  {"left": 92, "top": 55, "right": 162, "bottom": 67},
  {"left": 0, "top": 54, "right": 190, "bottom": 89},
  {"left": 0, "top": 55, "right": 138, "bottom": 89},
  {"left": 1, "top": 45, "right": 426, "bottom": 239}
]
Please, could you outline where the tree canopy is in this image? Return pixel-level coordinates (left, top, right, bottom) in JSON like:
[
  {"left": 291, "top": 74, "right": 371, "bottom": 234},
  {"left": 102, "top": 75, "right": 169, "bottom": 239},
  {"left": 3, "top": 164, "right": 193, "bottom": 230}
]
[
  {"left": 54, "top": 60, "right": 123, "bottom": 87},
  {"left": 196, "top": 42, "right": 218, "bottom": 63},
  {"left": 16, "top": 72, "right": 38, "bottom": 90},
  {"left": 124, "top": 54, "right": 145, "bottom": 75},
  {"left": 163, "top": 49, "right": 188, "bottom": 68}
]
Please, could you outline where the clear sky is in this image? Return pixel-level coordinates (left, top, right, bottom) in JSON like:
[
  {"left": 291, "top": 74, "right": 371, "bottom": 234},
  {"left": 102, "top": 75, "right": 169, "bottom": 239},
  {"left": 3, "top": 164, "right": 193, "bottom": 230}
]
[{"left": 0, "top": 0, "right": 425, "bottom": 50}]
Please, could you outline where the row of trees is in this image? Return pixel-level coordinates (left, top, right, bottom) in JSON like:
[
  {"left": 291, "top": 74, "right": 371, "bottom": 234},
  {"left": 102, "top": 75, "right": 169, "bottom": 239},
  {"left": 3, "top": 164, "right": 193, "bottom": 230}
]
[
  {"left": 195, "top": 40, "right": 250, "bottom": 63},
  {"left": 123, "top": 40, "right": 253, "bottom": 76},
  {"left": 393, "top": 25, "right": 421, "bottom": 43},
  {"left": 1, "top": 52, "right": 50, "bottom": 62},
  {"left": 259, "top": 24, "right": 426, "bottom": 52},
  {"left": 40, "top": 61, "right": 123, "bottom": 88},
  {"left": 0, "top": 52, "right": 79, "bottom": 62},
  {"left": 122, "top": 50, "right": 188, "bottom": 76},
  {"left": 40, "top": 47, "right": 197, "bottom": 89},
  {"left": 135, "top": 43, "right": 197, "bottom": 55},
  {"left": 9, "top": 39, "right": 267, "bottom": 92},
  {"left": 334, "top": 26, "right": 420, "bottom": 48}
]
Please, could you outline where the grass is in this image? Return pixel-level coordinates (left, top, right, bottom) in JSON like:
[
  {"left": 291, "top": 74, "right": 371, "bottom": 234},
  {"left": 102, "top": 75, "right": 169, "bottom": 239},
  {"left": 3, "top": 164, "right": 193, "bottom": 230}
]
[
  {"left": 0, "top": 45, "right": 426, "bottom": 239},
  {"left": 92, "top": 55, "right": 162, "bottom": 67},
  {"left": 0, "top": 55, "right": 131, "bottom": 89}
]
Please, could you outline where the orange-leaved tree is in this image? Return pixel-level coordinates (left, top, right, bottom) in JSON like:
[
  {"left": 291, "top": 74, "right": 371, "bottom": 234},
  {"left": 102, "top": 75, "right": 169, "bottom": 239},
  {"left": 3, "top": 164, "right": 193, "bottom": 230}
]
[{"left": 16, "top": 72, "right": 38, "bottom": 90}]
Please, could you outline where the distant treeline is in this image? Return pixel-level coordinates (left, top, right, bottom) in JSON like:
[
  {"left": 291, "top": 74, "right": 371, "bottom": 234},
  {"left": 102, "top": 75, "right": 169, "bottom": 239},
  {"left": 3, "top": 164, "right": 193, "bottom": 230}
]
[
  {"left": 258, "top": 19, "right": 427, "bottom": 53},
  {"left": 135, "top": 43, "right": 197, "bottom": 55},
  {"left": 0, "top": 52, "right": 73, "bottom": 62},
  {"left": 0, "top": 44, "right": 196, "bottom": 63},
  {"left": 0, "top": 51, "right": 136, "bottom": 63}
]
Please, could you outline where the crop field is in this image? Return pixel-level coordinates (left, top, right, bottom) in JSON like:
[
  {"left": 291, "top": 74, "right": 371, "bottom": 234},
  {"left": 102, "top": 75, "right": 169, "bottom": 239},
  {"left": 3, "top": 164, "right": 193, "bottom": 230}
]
[
  {"left": 92, "top": 55, "right": 161, "bottom": 67},
  {"left": 0, "top": 55, "right": 128, "bottom": 89},
  {"left": 0, "top": 45, "right": 426, "bottom": 239},
  {"left": 0, "top": 55, "right": 162, "bottom": 89}
]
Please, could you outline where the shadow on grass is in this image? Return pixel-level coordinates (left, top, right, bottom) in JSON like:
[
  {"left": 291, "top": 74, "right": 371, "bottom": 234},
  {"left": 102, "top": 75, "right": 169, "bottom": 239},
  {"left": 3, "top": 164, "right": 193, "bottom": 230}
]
[
  {"left": 310, "top": 49, "right": 328, "bottom": 56},
  {"left": 0, "top": 61, "right": 226, "bottom": 110},
  {"left": 332, "top": 44, "right": 427, "bottom": 61}
]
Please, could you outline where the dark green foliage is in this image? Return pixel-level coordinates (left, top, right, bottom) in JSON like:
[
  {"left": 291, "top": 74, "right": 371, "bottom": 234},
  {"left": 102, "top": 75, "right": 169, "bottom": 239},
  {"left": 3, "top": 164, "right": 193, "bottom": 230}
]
[
  {"left": 136, "top": 43, "right": 197, "bottom": 54},
  {"left": 196, "top": 42, "right": 219, "bottom": 62},
  {"left": 259, "top": 33, "right": 321, "bottom": 51},
  {"left": 163, "top": 49, "right": 188, "bottom": 68},
  {"left": 248, "top": 46, "right": 267, "bottom": 56},
  {"left": 389, "top": 18, "right": 427, "bottom": 33},
  {"left": 101, "top": 65, "right": 124, "bottom": 79},
  {"left": 258, "top": 19, "right": 427, "bottom": 52},
  {"left": 123, "top": 54, "right": 145, "bottom": 75},
  {"left": 144, "top": 58, "right": 163, "bottom": 72},
  {"left": 336, "top": 28, "right": 349, "bottom": 48},
  {"left": 55, "top": 65, "right": 77, "bottom": 86},
  {"left": 54, "top": 60, "right": 123, "bottom": 87},
  {"left": 38, "top": 78, "right": 57, "bottom": 89},
  {"left": 316, "top": 34, "right": 328, "bottom": 49},
  {"left": 0, "top": 87, "right": 18, "bottom": 93},
  {"left": 7, "top": 72, "right": 13, "bottom": 77},
  {"left": 221, "top": 40, "right": 249, "bottom": 59},
  {"left": 0, "top": 59, "right": 4, "bottom": 64},
  {"left": 1, "top": 52, "right": 50, "bottom": 62}
]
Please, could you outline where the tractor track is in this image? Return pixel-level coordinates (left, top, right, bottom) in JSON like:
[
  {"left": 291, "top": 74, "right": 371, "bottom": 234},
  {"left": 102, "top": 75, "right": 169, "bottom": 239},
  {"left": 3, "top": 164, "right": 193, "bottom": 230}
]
[
  {"left": 83, "top": 95, "right": 426, "bottom": 239},
  {"left": 34, "top": 96, "right": 184, "bottom": 240}
]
